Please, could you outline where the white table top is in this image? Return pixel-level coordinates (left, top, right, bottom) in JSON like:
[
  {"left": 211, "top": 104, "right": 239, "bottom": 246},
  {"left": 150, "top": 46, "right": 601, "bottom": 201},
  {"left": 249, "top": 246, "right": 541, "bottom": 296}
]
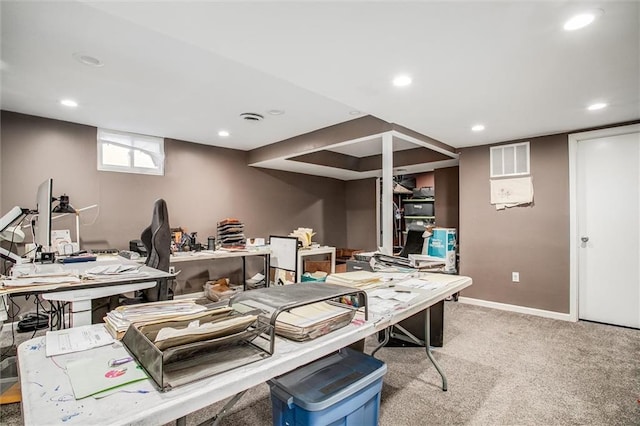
[
  {"left": 0, "top": 258, "right": 172, "bottom": 297},
  {"left": 18, "top": 273, "right": 471, "bottom": 425},
  {"left": 169, "top": 247, "right": 271, "bottom": 263},
  {"left": 297, "top": 246, "right": 336, "bottom": 256}
]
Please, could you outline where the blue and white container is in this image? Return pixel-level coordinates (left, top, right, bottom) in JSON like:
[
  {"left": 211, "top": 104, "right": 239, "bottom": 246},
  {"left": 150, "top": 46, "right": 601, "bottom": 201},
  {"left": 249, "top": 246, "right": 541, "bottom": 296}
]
[{"left": 269, "top": 347, "right": 387, "bottom": 426}]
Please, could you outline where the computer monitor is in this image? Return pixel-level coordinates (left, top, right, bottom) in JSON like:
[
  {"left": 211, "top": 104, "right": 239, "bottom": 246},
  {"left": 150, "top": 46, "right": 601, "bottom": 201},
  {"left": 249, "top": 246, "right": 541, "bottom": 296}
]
[{"left": 35, "top": 178, "right": 53, "bottom": 252}]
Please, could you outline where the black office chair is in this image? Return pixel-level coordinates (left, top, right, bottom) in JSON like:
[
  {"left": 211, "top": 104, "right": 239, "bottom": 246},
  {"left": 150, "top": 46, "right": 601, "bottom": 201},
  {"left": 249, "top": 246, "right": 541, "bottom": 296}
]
[
  {"left": 398, "top": 229, "right": 426, "bottom": 258},
  {"left": 138, "top": 199, "right": 171, "bottom": 302},
  {"left": 118, "top": 199, "right": 171, "bottom": 305},
  {"left": 141, "top": 198, "right": 171, "bottom": 273}
]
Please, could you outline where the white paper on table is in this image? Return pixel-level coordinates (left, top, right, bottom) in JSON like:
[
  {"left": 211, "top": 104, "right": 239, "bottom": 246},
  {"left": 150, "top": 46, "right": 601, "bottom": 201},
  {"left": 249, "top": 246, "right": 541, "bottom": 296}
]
[
  {"left": 367, "top": 298, "right": 403, "bottom": 316},
  {"left": 66, "top": 345, "right": 148, "bottom": 399},
  {"left": 46, "top": 324, "right": 115, "bottom": 357},
  {"left": 369, "top": 289, "right": 397, "bottom": 299},
  {"left": 2, "top": 275, "right": 82, "bottom": 286},
  {"left": 397, "top": 278, "right": 445, "bottom": 290},
  {"left": 391, "top": 292, "right": 417, "bottom": 302},
  {"left": 369, "top": 288, "right": 417, "bottom": 302}
]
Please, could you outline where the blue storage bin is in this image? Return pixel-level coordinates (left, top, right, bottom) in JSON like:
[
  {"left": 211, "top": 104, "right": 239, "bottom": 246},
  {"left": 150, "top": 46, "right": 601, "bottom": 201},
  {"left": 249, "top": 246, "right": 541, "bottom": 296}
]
[{"left": 268, "top": 347, "right": 387, "bottom": 426}]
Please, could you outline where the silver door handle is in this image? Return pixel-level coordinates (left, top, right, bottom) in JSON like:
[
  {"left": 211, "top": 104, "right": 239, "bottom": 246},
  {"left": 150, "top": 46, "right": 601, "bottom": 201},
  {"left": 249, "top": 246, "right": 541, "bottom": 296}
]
[{"left": 581, "top": 236, "right": 589, "bottom": 243}]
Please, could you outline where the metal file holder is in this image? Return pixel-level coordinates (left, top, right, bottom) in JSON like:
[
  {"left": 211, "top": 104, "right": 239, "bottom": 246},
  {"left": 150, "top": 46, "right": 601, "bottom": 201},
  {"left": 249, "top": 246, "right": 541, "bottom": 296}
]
[
  {"left": 229, "top": 282, "right": 368, "bottom": 354},
  {"left": 123, "top": 283, "right": 367, "bottom": 391},
  {"left": 122, "top": 311, "right": 273, "bottom": 391}
]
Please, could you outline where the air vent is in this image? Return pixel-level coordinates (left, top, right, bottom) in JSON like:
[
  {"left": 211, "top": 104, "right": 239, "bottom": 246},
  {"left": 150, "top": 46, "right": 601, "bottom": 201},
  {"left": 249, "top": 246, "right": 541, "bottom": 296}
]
[{"left": 239, "top": 112, "right": 264, "bottom": 122}]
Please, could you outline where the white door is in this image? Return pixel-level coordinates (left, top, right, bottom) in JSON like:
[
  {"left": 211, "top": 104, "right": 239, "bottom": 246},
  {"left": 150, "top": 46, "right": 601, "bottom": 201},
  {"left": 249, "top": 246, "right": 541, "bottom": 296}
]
[{"left": 576, "top": 127, "right": 640, "bottom": 328}]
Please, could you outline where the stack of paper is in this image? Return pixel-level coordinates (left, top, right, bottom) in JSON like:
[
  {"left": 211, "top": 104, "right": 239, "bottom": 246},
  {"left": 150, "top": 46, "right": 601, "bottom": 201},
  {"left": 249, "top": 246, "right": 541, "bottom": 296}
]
[
  {"left": 273, "top": 301, "right": 356, "bottom": 341},
  {"left": 103, "top": 299, "right": 209, "bottom": 339},
  {"left": 151, "top": 314, "right": 258, "bottom": 350},
  {"left": 3, "top": 266, "right": 81, "bottom": 286},
  {"left": 325, "top": 271, "right": 383, "bottom": 289},
  {"left": 289, "top": 227, "right": 315, "bottom": 247},
  {"left": 83, "top": 263, "right": 146, "bottom": 280}
]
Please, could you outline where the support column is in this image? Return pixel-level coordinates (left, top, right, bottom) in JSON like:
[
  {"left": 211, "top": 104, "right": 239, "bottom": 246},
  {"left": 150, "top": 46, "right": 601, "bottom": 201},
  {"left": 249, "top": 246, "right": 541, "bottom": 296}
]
[{"left": 381, "top": 132, "right": 393, "bottom": 254}]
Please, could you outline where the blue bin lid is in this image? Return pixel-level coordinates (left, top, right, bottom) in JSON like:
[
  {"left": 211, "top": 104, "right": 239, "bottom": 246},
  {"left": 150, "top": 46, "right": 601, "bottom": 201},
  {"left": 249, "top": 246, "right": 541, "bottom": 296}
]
[{"left": 269, "top": 347, "right": 387, "bottom": 411}]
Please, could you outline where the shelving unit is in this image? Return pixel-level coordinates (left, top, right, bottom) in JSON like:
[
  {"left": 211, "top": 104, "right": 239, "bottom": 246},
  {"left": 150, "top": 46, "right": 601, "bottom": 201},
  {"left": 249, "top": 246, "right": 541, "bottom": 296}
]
[{"left": 401, "top": 192, "right": 435, "bottom": 246}]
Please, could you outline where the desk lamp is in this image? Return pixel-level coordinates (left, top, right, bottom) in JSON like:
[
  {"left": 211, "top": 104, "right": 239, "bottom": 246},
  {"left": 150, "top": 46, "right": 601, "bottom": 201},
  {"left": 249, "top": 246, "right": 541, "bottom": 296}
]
[{"left": 0, "top": 206, "right": 30, "bottom": 264}]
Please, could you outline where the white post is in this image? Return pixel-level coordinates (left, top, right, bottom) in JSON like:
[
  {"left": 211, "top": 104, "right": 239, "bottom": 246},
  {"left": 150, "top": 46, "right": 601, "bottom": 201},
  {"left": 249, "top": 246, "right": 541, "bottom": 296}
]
[
  {"left": 75, "top": 213, "right": 80, "bottom": 248},
  {"left": 382, "top": 132, "right": 393, "bottom": 254}
]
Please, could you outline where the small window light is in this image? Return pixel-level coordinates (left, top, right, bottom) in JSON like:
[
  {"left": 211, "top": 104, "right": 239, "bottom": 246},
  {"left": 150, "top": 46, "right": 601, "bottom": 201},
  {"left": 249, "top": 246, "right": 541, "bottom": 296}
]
[
  {"left": 564, "top": 9, "right": 603, "bottom": 31},
  {"left": 587, "top": 102, "right": 608, "bottom": 111},
  {"left": 60, "top": 99, "right": 78, "bottom": 108},
  {"left": 471, "top": 124, "right": 485, "bottom": 132},
  {"left": 392, "top": 75, "right": 412, "bottom": 87},
  {"left": 218, "top": 130, "right": 230, "bottom": 137}
]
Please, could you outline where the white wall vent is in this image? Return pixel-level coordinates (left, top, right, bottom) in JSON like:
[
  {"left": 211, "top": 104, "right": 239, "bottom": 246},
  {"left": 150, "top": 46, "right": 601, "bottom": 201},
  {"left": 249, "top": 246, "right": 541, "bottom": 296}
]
[
  {"left": 239, "top": 112, "right": 264, "bottom": 122},
  {"left": 490, "top": 142, "right": 530, "bottom": 178}
]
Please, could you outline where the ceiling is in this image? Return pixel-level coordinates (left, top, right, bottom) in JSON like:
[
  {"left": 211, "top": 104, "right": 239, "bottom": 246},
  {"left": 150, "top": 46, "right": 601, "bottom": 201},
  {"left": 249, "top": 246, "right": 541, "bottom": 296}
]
[{"left": 1, "top": 1, "right": 638, "bottom": 179}]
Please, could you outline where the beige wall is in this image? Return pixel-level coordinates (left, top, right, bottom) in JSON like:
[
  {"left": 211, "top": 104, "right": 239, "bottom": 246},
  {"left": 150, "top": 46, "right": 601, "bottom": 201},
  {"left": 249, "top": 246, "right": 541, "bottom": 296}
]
[
  {"left": 459, "top": 135, "right": 570, "bottom": 313},
  {"left": 1, "top": 111, "right": 349, "bottom": 296},
  {"left": 434, "top": 166, "right": 459, "bottom": 230},
  {"left": 345, "top": 178, "right": 377, "bottom": 251}
]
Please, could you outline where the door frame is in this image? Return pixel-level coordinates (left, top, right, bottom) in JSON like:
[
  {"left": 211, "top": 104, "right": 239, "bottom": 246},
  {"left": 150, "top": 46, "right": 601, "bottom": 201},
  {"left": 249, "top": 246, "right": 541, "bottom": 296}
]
[{"left": 568, "top": 123, "right": 640, "bottom": 322}]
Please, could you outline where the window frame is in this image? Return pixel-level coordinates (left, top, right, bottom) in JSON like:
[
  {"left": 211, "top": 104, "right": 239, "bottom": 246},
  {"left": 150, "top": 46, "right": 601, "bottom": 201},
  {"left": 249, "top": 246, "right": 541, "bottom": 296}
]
[{"left": 97, "top": 128, "right": 165, "bottom": 176}]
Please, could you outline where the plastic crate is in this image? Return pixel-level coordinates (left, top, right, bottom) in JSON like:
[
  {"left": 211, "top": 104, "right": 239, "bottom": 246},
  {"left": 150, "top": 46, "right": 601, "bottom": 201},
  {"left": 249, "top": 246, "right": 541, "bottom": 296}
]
[{"left": 269, "top": 347, "right": 387, "bottom": 426}]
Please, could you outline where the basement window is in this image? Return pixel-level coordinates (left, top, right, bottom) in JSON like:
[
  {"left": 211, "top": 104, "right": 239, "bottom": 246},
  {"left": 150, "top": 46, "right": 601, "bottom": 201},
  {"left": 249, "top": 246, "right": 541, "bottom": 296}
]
[
  {"left": 97, "top": 128, "right": 164, "bottom": 175},
  {"left": 490, "top": 142, "right": 530, "bottom": 177}
]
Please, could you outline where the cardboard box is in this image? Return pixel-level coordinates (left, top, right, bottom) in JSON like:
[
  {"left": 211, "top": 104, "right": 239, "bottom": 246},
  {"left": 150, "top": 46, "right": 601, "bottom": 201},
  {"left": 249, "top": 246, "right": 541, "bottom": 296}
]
[{"left": 427, "top": 228, "right": 457, "bottom": 272}]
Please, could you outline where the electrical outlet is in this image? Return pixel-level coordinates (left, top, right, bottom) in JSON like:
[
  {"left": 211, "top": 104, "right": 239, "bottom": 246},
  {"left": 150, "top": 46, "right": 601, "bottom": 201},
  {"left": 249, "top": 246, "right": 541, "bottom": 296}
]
[{"left": 512, "top": 272, "right": 520, "bottom": 283}]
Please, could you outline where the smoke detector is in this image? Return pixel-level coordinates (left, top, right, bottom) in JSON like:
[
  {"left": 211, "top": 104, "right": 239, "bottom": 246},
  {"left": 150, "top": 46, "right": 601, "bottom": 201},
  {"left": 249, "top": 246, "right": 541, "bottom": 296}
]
[{"left": 239, "top": 112, "right": 264, "bottom": 122}]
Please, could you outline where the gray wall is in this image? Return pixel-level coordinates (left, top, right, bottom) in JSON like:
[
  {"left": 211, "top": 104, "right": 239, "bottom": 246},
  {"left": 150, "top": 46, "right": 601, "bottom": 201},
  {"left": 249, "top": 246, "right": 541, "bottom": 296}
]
[
  {"left": 345, "top": 178, "right": 377, "bottom": 251},
  {"left": 459, "top": 134, "right": 570, "bottom": 313},
  {"left": 1, "top": 111, "right": 349, "bottom": 296},
  {"left": 434, "top": 166, "right": 459, "bottom": 230}
]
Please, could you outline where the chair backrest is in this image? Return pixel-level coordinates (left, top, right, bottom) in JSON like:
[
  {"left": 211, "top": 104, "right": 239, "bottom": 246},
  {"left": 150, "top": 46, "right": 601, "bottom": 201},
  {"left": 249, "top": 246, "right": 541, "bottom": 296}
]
[
  {"left": 399, "top": 230, "right": 425, "bottom": 258},
  {"left": 141, "top": 199, "right": 171, "bottom": 272}
]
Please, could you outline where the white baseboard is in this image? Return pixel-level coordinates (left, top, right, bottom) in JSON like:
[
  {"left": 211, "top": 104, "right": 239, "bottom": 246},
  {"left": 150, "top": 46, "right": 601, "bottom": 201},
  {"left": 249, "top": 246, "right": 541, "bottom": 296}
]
[{"left": 457, "top": 297, "right": 574, "bottom": 322}]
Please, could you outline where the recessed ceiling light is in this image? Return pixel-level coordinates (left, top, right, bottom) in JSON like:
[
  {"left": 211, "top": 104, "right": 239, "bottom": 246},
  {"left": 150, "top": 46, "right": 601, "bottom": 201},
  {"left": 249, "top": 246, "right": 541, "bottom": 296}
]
[
  {"left": 564, "top": 9, "right": 604, "bottom": 31},
  {"left": 267, "top": 109, "right": 285, "bottom": 116},
  {"left": 72, "top": 52, "right": 104, "bottom": 67},
  {"left": 471, "top": 124, "right": 485, "bottom": 132},
  {"left": 60, "top": 99, "right": 78, "bottom": 108},
  {"left": 349, "top": 110, "right": 362, "bottom": 116},
  {"left": 587, "top": 102, "right": 608, "bottom": 111},
  {"left": 392, "top": 74, "right": 412, "bottom": 87},
  {"left": 218, "top": 130, "right": 230, "bottom": 137}
]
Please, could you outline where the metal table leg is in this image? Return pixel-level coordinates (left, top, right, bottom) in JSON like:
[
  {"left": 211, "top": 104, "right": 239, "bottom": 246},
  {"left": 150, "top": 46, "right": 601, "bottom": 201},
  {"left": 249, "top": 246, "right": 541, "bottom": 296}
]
[
  {"left": 196, "top": 389, "right": 248, "bottom": 426},
  {"left": 371, "top": 327, "right": 390, "bottom": 357},
  {"left": 425, "top": 307, "right": 447, "bottom": 391},
  {"left": 242, "top": 257, "right": 247, "bottom": 291}
]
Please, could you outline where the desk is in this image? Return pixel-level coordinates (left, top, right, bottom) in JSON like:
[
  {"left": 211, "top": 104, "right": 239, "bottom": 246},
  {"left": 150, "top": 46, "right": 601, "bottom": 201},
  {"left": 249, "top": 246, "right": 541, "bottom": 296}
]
[
  {"left": 18, "top": 273, "right": 471, "bottom": 425},
  {"left": 0, "top": 259, "right": 173, "bottom": 327},
  {"left": 170, "top": 248, "right": 270, "bottom": 289},
  {"left": 296, "top": 246, "right": 336, "bottom": 282}
]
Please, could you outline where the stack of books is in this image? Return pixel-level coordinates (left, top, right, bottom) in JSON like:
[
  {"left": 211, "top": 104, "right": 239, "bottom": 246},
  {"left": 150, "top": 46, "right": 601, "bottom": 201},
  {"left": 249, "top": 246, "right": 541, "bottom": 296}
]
[{"left": 103, "top": 299, "right": 208, "bottom": 339}]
